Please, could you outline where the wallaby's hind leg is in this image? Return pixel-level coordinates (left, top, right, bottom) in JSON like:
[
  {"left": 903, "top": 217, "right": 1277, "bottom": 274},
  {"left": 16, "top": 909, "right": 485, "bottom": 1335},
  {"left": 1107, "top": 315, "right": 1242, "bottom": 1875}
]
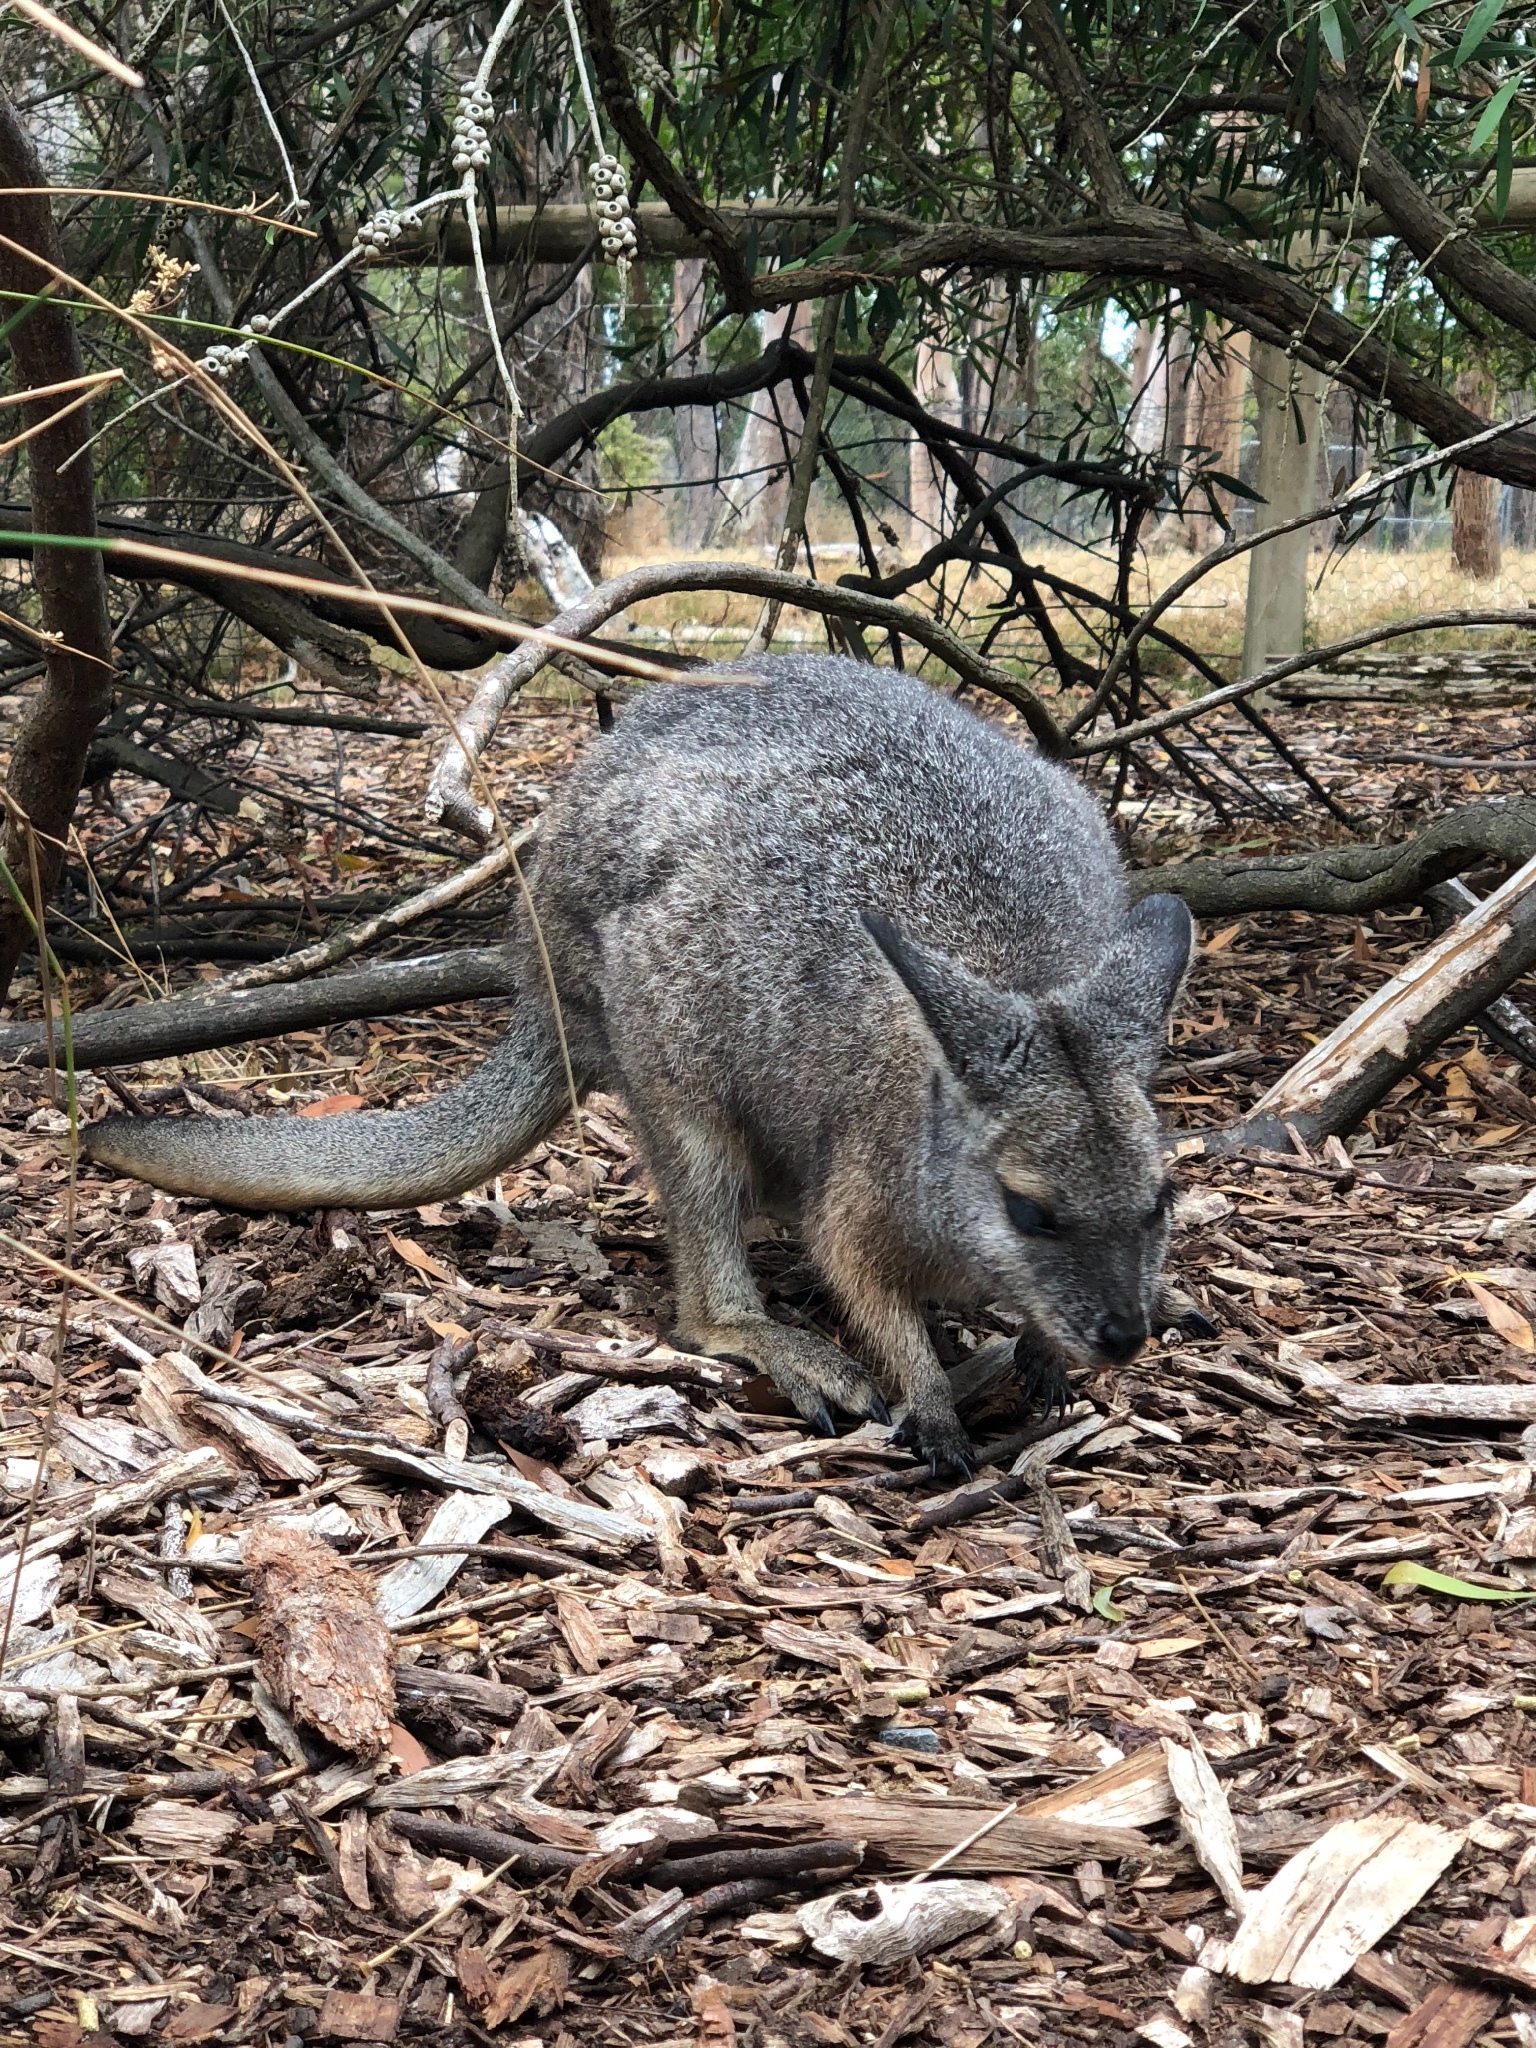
[{"left": 648, "top": 1115, "right": 889, "bottom": 1435}]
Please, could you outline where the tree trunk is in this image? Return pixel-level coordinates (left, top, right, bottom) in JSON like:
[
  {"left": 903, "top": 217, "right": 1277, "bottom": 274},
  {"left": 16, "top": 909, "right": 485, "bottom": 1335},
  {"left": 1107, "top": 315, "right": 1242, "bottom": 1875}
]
[
  {"left": 1241, "top": 338, "right": 1329, "bottom": 686},
  {"left": 1183, "top": 325, "right": 1249, "bottom": 551},
  {"left": 1125, "top": 318, "right": 1160, "bottom": 453},
  {"left": 0, "top": 88, "right": 114, "bottom": 997},
  {"left": 516, "top": 262, "right": 607, "bottom": 576},
  {"left": 715, "top": 305, "right": 805, "bottom": 547},
  {"left": 671, "top": 259, "right": 717, "bottom": 549},
  {"left": 1452, "top": 363, "right": 1503, "bottom": 579},
  {"left": 911, "top": 334, "right": 959, "bottom": 545}
]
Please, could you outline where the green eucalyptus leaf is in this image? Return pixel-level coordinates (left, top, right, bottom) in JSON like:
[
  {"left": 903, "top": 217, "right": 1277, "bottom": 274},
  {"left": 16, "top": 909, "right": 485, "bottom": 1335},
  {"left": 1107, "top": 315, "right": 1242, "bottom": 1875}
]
[
  {"left": 1455, "top": 0, "right": 1506, "bottom": 67},
  {"left": 1471, "top": 72, "right": 1522, "bottom": 151},
  {"left": 1381, "top": 1560, "right": 1532, "bottom": 1602}
]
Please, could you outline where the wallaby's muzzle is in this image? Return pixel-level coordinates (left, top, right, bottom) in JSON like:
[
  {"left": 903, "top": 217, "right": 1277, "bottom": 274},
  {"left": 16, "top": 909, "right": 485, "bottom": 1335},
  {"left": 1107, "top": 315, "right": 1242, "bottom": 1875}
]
[{"left": 1092, "top": 1311, "right": 1148, "bottom": 1364}]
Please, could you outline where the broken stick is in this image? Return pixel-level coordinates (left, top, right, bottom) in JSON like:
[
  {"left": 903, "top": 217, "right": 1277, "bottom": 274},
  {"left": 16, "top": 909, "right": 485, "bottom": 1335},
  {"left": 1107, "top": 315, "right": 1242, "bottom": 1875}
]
[{"left": 1210, "top": 849, "right": 1536, "bottom": 1152}]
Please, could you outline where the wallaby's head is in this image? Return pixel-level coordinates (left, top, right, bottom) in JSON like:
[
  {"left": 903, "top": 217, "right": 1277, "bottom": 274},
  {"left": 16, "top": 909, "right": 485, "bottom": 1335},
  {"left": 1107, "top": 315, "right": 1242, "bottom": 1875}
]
[{"left": 863, "top": 894, "right": 1194, "bottom": 1368}]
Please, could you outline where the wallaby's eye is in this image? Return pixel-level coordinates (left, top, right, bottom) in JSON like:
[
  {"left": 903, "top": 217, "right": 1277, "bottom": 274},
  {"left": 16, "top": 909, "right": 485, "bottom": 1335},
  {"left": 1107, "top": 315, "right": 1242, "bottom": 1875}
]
[{"left": 1005, "top": 1190, "right": 1058, "bottom": 1237}]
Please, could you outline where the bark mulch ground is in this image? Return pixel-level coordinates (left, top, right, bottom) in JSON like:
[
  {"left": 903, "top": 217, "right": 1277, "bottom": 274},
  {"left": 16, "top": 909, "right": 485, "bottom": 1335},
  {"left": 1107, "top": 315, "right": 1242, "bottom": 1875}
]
[{"left": 1, "top": 682, "right": 1536, "bottom": 2048}]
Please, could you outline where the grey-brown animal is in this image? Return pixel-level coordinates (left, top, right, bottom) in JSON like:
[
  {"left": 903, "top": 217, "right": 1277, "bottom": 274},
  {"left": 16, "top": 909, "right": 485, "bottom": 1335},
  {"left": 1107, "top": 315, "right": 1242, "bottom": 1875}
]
[{"left": 85, "top": 657, "right": 1201, "bottom": 1472}]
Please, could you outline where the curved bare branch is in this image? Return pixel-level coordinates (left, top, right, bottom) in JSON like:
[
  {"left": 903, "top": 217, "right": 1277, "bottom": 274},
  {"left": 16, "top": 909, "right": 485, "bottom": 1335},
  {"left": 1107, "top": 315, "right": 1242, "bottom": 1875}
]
[{"left": 425, "top": 560, "right": 1066, "bottom": 840}]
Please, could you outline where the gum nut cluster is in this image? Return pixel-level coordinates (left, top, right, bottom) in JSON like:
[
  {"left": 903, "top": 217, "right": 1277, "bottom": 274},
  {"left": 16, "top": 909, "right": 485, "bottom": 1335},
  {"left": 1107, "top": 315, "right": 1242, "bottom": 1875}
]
[
  {"left": 199, "top": 341, "right": 249, "bottom": 379},
  {"left": 626, "top": 45, "right": 670, "bottom": 91},
  {"left": 590, "top": 154, "right": 637, "bottom": 261},
  {"left": 453, "top": 87, "right": 494, "bottom": 173},
  {"left": 353, "top": 206, "right": 406, "bottom": 257}
]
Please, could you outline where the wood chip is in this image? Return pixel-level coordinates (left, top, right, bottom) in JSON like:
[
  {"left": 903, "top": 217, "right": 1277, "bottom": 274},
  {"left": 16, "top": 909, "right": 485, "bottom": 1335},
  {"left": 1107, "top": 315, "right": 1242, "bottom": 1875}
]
[
  {"left": 246, "top": 1522, "right": 395, "bottom": 1756},
  {"left": 369, "top": 1491, "right": 510, "bottom": 1621},
  {"left": 317, "top": 1992, "right": 399, "bottom": 2041},
  {"left": 128, "top": 1802, "right": 241, "bottom": 1858},
  {"left": 798, "top": 1880, "right": 1009, "bottom": 1963},
  {"left": 1163, "top": 1735, "right": 1247, "bottom": 1915},
  {"left": 1222, "top": 1816, "right": 1464, "bottom": 1988}
]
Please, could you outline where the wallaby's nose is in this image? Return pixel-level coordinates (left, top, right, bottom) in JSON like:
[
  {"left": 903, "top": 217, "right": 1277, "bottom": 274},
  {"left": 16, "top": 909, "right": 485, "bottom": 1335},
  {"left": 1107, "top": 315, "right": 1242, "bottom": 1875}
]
[{"left": 1095, "top": 1313, "right": 1146, "bottom": 1363}]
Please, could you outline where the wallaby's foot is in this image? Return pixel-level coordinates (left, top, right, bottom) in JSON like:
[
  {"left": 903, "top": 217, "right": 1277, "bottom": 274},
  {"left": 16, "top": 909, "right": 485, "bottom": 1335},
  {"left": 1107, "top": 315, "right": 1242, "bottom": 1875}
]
[
  {"left": 671, "top": 1316, "right": 889, "bottom": 1435},
  {"left": 1155, "top": 1282, "right": 1218, "bottom": 1341},
  {"left": 893, "top": 1407, "right": 976, "bottom": 1480},
  {"left": 1014, "top": 1331, "right": 1075, "bottom": 1417}
]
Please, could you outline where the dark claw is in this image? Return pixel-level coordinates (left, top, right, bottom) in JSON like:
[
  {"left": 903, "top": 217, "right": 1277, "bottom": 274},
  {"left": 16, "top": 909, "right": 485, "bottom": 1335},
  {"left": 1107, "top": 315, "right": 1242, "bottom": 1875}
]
[
  {"left": 868, "top": 1393, "right": 892, "bottom": 1426},
  {"left": 810, "top": 1402, "right": 838, "bottom": 1438},
  {"left": 894, "top": 1413, "right": 976, "bottom": 1479},
  {"left": 1014, "top": 1334, "right": 1074, "bottom": 1416},
  {"left": 1180, "top": 1305, "right": 1220, "bottom": 1341}
]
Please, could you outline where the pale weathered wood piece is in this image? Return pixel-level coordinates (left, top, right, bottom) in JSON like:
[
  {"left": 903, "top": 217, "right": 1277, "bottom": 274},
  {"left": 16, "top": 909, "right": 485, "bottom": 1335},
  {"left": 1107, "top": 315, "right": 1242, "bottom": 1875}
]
[
  {"left": 369, "top": 1491, "right": 511, "bottom": 1621},
  {"left": 1164, "top": 1735, "right": 1248, "bottom": 1915},
  {"left": 1222, "top": 1815, "right": 1464, "bottom": 1989}
]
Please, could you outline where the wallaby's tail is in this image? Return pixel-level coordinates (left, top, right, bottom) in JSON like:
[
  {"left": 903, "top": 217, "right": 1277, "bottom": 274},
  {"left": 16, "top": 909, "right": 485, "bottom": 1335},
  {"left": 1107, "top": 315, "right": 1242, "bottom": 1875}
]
[{"left": 82, "top": 1007, "right": 570, "bottom": 1210}]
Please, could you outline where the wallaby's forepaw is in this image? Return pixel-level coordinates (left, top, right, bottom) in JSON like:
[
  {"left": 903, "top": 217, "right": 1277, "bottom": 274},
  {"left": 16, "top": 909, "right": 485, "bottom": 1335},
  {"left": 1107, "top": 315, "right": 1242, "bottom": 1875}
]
[
  {"left": 894, "top": 1409, "right": 976, "bottom": 1480},
  {"left": 1014, "top": 1333, "right": 1075, "bottom": 1417}
]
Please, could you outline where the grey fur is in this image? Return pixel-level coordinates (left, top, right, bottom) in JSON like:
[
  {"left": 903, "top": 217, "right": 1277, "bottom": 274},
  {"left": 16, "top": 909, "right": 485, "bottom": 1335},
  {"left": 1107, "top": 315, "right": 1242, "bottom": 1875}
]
[{"left": 83, "top": 657, "right": 1194, "bottom": 1470}]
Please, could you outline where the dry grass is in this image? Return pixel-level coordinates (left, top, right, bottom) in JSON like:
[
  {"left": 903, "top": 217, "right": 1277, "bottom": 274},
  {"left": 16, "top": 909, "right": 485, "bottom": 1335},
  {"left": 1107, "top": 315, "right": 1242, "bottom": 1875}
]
[{"left": 597, "top": 536, "right": 1536, "bottom": 688}]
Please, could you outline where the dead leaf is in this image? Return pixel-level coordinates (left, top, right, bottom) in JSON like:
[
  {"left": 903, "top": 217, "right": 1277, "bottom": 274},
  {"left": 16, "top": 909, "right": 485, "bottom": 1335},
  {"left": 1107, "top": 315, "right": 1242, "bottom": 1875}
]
[
  {"left": 387, "top": 1722, "right": 432, "bottom": 1775},
  {"left": 161, "top": 2005, "right": 237, "bottom": 2043},
  {"left": 482, "top": 1946, "right": 570, "bottom": 2026},
  {"left": 296, "top": 1093, "right": 367, "bottom": 1118},
  {"left": 1464, "top": 1278, "right": 1535, "bottom": 1351},
  {"left": 385, "top": 1231, "right": 456, "bottom": 1284},
  {"left": 504, "top": 1446, "right": 580, "bottom": 1497}
]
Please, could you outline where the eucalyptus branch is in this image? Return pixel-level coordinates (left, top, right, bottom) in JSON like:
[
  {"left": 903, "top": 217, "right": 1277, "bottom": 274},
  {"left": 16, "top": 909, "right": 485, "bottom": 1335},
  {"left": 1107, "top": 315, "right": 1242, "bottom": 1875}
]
[
  {"left": 1072, "top": 611, "right": 1536, "bottom": 759},
  {"left": 1068, "top": 407, "right": 1536, "bottom": 739}
]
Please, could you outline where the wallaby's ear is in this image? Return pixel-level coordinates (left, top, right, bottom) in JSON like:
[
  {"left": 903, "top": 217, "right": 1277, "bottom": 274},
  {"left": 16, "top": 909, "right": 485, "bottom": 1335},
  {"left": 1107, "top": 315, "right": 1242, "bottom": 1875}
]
[
  {"left": 1125, "top": 892, "right": 1196, "bottom": 1023},
  {"left": 1057, "top": 891, "right": 1194, "bottom": 1079},
  {"left": 862, "top": 911, "right": 1034, "bottom": 1100}
]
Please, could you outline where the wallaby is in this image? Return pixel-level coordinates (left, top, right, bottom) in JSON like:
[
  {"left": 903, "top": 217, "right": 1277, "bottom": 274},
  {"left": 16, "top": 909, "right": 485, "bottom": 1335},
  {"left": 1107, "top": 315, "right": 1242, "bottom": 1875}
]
[{"left": 84, "top": 657, "right": 1202, "bottom": 1473}]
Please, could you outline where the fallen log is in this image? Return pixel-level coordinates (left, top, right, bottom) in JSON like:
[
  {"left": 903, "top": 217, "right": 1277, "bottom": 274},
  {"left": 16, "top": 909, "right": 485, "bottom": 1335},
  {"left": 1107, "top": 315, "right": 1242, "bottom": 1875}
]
[
  {"left": 1424, "top": 876, "right": 1536, "bottom": 1073},
  {"left": 1207, "top": 850, "right": 1536, "bottom": 1153},
  {"left": 0, "top": 948, "right": 509, "bottom": 1072},
  {"left": 1304, "top": 1368, "right": 1536, "bottom": 1424},
  {"left": 1132, "top": 798, "right": 1536, "bottom": 920}
]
